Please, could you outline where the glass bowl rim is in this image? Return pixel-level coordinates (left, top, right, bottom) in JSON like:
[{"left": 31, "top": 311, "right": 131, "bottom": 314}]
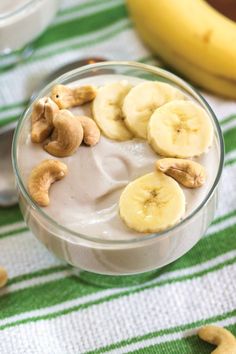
[
  {"left": 0, "top": 0, "right": 43, "bottom": 21},
  {"left": 12, "top": 60, "right": 225, "bottom": 246}
]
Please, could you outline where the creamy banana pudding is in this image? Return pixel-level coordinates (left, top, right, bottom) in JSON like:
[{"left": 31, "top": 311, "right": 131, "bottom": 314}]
[
  {"left": 0, "top": 0, "right": 59, "bottom": 53},
  {"left": 17, "top": 75, "right": 218, "bottom": 240},
  {"left": 14, "top": 63, "right": 223, "bottom": 275}
]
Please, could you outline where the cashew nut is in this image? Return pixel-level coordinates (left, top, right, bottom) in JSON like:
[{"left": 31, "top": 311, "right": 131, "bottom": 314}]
[
  {"left": 44, "top": 110, "right": 83, "bottom": 157},
  {"left": 31, "top": 97, "right": 59, "bottom": 143},
  {"left": 50, "top": 84, "right": 97, "bottom": 109},
  {"left": 198, "top": 325, "right": 236, "bottom": 354},
  {"left": 28, "top": 160, "right": 68, "bottom": 207},
  {"left": 77, "top": 116, "right": 100, "bottom": 146},
  {"left": 0, "top": 267, "right": 8, "bottom": 288},
  {"left": 156, "top": 158, "right": 206, "bottom": 188}
]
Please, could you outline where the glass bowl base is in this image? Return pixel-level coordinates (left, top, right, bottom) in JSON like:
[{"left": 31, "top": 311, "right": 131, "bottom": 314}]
[
  {"left": 0, "top": 43, "right": 34, "bottom": 71},
  {"left": 72, "top": 267, "right": 165, "bottom": 288}
]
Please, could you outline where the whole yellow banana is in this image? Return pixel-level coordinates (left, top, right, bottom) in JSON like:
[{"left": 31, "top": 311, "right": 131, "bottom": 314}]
[{"left": 127, "top": 0, "right": 236, "bottom": 98}]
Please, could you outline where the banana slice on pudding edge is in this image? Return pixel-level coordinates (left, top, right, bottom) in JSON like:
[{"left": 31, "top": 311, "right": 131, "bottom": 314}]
[
  {"left": 147, "top": 100, "right": 214, "bottom": 158},
  {"left": 92, "top": 81, "right": 133, "bottom": 141},
  {"left": 119, "top": 172, "right": 185, "bottom": 233},
  {"left": 123, "top": 81, "right": 185, "bottom": 139}
]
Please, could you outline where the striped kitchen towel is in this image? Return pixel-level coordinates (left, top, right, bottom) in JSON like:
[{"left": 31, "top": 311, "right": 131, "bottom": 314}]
[{"left": 0, "top": 0, "right": 236, "bottom": 353}]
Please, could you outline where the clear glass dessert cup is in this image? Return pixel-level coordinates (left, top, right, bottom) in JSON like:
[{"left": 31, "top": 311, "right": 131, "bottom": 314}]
[
  {"left": 12, "top": 62, "right": 224, "bottom": 287},
  {"left": 0, "top": 0, "right": 59, "bottom": 68}
]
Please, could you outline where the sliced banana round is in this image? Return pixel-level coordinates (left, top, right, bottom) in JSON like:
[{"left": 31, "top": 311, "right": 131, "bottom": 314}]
[
  {"left": 123, "top": 81, "right": 185, "bottom": 139},
  {"left": 92, "top": 81, "right": 133, "bottom": 141},
  {"left": 148, "top": 100, "right": 214, "bottom": 158},
  {"left": 119, "top": 171, "right": 185, "bottom": 233}
]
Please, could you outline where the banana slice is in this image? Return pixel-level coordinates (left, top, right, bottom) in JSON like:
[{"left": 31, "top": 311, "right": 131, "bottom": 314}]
[
  {"left": 92, "top": 81, "right": 133, "bottom": 141},
  {"left": 123, "top": 81, "right": 185, "bottom": 139},
  {"left": 119, "top": 172, "right": 185, "bottom": 233},
  {"left": 148, "top": 100, "right": 214, "bottom": 158}
]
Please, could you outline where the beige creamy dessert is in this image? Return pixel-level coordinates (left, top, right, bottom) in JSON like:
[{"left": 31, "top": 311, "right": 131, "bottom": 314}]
[
  {"left": 17, "top": 75, "right": 219, "bottom": 242},
  {"left": 0, "top": 0, "right": 30, "bottom": 15}
]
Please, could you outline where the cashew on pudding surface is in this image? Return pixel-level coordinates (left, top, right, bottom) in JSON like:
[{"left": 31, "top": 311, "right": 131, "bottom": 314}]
[
  {"left": 17, "top": 75, "right": 219, "bottom": 240},
  {"left": 28, "top": 160, "right": 68, "bottom": 207}
]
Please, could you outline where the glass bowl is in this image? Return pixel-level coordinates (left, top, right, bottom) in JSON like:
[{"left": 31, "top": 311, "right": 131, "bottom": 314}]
[
  {"left": 12, "top": 61, "right": 224, "bottom": 286},
  {"left": 0, "top": 0, "right": 59, "bottom": 57}
]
